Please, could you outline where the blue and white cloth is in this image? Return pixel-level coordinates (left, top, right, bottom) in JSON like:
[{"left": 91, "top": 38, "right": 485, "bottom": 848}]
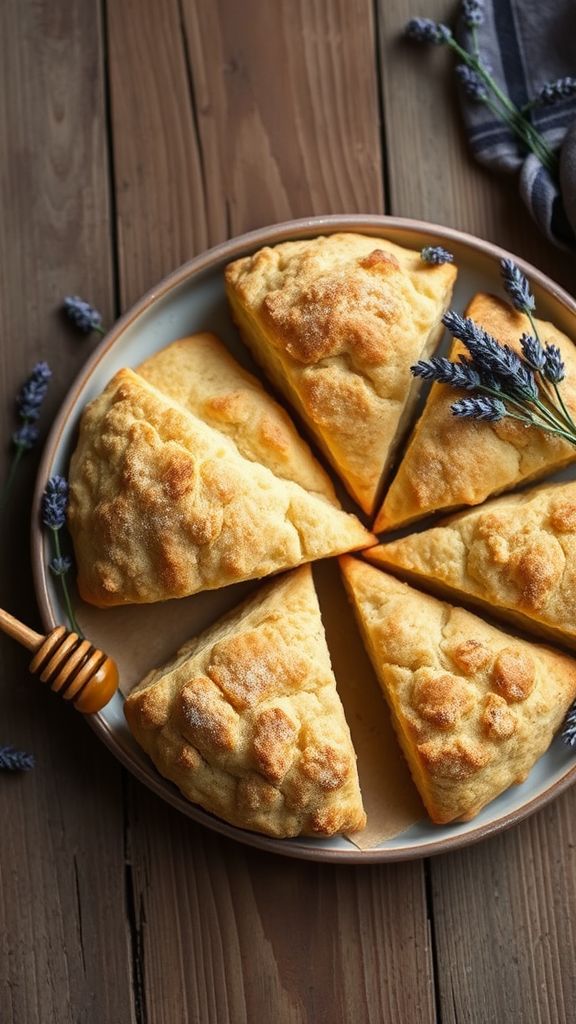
[{"left": 457, "top": 0, "right": 576, "bottom": 249}]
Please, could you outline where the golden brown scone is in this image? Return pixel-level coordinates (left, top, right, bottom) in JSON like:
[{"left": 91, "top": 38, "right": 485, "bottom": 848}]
[
  {"left": 368, "top": 481, "right": 576, "bottom": 649},
  {"left": 225, "top": 233, "right": 457, "bottom": 514},
  {"left": 124, "top": 566, "right": 366, "bottom": 838},
  {"left": 340, "top": 556, "right": 576, "bottom": 824},
  {"left": 138, "top": 333, "right": 338, "bottom": 504},
  {"left": 375, "top": 294, "right": 576, "bottom": 532},
  {"left": 68, "top": 369, "right": 373, "bottom": 607}
]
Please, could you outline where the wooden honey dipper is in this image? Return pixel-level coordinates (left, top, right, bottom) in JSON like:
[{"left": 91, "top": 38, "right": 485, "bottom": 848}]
[{"left": 0, "top": 608, "right": 119, "bottom": 713}]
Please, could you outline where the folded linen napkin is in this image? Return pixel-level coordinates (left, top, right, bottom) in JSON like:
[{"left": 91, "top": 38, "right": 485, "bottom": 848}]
[{"left": 457, "top": 0, "right": 576, "bottom": 249}]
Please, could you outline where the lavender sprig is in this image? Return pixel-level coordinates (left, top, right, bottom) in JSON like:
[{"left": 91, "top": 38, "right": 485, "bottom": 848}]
[
  {"left": 412, "top": 259, "right": 576, "bottom": 444},
  {"left": 421, "top": 245, "right": 454, "bottom": 265},
  {"left": 63, "top": 296, "right": 105, "bottom": 335},
  {"left": 455, "top": 64, "right": 487, "bottom": 101},
  {"left": 526, "top": 77, "right": 576, "bottom": 111},
  {"left": 41, "top": 476, "right": 82, "bottom": 637},
  {"left": 0, "top": 746, "right": 35, "bottom": 771},
  {"left": 404, "top": 6, "right": 559, "bottom": 178},
  {"left": 1, "top": 363, "right": 52, "bottom": 506}
]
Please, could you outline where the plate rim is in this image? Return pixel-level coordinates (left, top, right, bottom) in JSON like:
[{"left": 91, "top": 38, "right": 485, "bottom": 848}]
[{"left": 31, "top": 212, "right": 576, "bottom": 863}]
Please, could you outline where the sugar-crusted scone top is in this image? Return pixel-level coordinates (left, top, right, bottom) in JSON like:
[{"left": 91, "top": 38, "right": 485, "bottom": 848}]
[
  {"left": 226, "top": 232, "right": 456, "bottom": 513},
  {"left": 341, "top": 558, "right": 576, "bottom": 824},
  {"left": 68, "top": 368, "right": 372, "bottom": 606},
  {"left": 370, "top": 481, "right": 576, "bottom": 647},
  {"left": 124, "top": 566, "right": 366, "bottom": 838}
]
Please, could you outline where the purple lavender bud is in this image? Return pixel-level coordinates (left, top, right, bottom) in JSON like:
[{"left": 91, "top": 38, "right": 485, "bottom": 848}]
[
  {"left": 12, "top": 423, "right": 39, "bottom": 450},
  {"left": 442, "top": 310, "right": 538, "bottom": 399},
  {"left": 563, "top": 703, "right": 576, "bottom": 746},
  {"left": 411, "top": 356, "right": 480, "bottom": 390},
  {"left": 461, "top": 0, "right": 484, "bottom": 27},
  {"left": 41, "top": 475, "right": 69, "bottom": 530},
  {"left": 543, "top": 344, "right": 565, "bottom": 384},
  {"left": 16, "top": 363, "right": 52, "bottom": 421},
  {"left": 451, "top": 396, "right": 507, "bottom": 421},
  {"left": 405, "top": 18, "right": 451, "bottom": 44},
  {"left": 455, "top": 64, "right": 487, "bottom": 101},
  {"left": 63, "top": 295, "right": 103, "bottom": 333},
  {"left": 421, "top": 245, "right": 455, "bottom": 265},
  {"left": 537, "top": 77, "right": 576, "bottom": 106},
  {"left": 49, "top": 555, "right": 72, "bottom": 576},
  {"left": 520, "top": 333, "right": 546, "bottom": 371},
  {"left": 500, "top": 258, "right": 536, "bottom": 313},
  {"left": 0, "top": 746, "right": 35, "bottom": 771}
]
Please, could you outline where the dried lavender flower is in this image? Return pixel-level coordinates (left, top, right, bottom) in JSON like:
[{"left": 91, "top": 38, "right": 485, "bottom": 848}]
[
  {"left": 451, "top": 396, "right": 507, "bottom": 421},
  {"left": 520, "top": 333, "right": 546, "bottom": 371},
  {"left": 16, "top": 362, "right": 52, "bottom": 421},
  {"left": 421, "top": 245, "right": 455, "bottom": 265},
  {"left": 63, "top": 295, "right": 104, "bottom": 334},
  {"left": 563, "top": 704, "right": 576, "bottom": 746},
  {"left": 12, "top": 423, "right": 39, "bottom": 451},
  {"left": 0, "top": 746, "right": 35, "bottom": 771},
  {"left": 536, "top": 77, "right": 576, "bottom": 106},
  {"left": 461, "top": 0, "right": 484, "bottom": 27},
  {"left": 500, "top": 258, "right": 536, "bottom": 313},
  {"left": 412, "top": 355, "right": 480, "bottom": 389},
  {"left": 442, "top": 310, "right": 538, "bottom": 399},
  {"left": 455, "top": 64, "right": 487, "bottom": 101},
  {"left": 544, "top": 344, "right": 565, "bottom": 384},
  {"left": 405, "top": 18, "right": 451, "bottom": 44},
  {"left": 41, "top": 475, "right": 69, "bottom": 530},
  {"left": 40, "top": 475, "right": 82, "bottom": 636},
  {"left": 50, "top": 555, "right": 72, "bottom": 576}
]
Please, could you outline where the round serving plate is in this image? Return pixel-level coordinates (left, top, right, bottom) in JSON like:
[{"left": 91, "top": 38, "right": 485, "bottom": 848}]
[{"left": 32, "top": 215, "right": 576, "bottom": 863}]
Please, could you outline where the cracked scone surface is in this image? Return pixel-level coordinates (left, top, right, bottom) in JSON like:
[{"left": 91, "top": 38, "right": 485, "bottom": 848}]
[
  {"left": 376, "top": 293, "right": 576, "bottom": 531},
  {"left": 67, "top": 368, "right": 373, "bottom": 606},
  {"left": 138, "top": 332, "right": 338, "bottom": 504},
  {"left": 124, "top": 566, "right": 366, "bottom": 838},
  {"left": 340, "top": 557, "right": 576, "bottom": 824},
  {"left": 225, "top": 232, "right": 456, "bottom": 513},
  {"left": 369, "top": 481, "right": 576, "bottom": 648}
]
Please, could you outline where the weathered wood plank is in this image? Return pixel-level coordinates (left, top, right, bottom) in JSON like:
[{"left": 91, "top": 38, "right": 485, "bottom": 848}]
[
  {"left": 376, "top": 2, "right": 576, "bottom": 1021},
  {"left": 106, "top": 1, "right": 435, "bottom": 1021},
  {"left": 0, "top": 2, "right": 134, "bottom": 1023}
]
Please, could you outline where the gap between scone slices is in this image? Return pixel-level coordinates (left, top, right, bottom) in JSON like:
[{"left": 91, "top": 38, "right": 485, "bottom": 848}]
[
  {"left": 368, "top": 480, "right": 576, "bottom": 650},
  {"left": 375, "top": 293, "right": 576, "bottom": 533},
  {"left": 68, "top": 360, "right": 374, "bottom": 607},
  {"left": 225, "top": 232, "right": 457, "bottom": 516},
  {"left": 124, "top": 565, "right": 366, "bottom": 839},
  {"left": 340, "top": 556, "right": 576, "bottom": 825}
]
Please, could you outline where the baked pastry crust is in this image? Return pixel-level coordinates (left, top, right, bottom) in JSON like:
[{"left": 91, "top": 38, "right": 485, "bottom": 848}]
[
  {"left": 340, "top": 556, "right": 576, "bottom": 824},
  {"left": 138, "top": 333, "right": 337, "bottom": 504},
  {"left": 124, "top": 566, "right": 366, "bottom": 838},
  {"left": 375, "top": 293, "right": 576, "bottom": 532},
  {"left": 68, "top": 368, "right": 374, "bottom": 606},
  {"left": 369, "top": 481, "right": 576, "bottom": 649},
  {"left": 225, "top": 232, "right": 457, "bottom": 514}
]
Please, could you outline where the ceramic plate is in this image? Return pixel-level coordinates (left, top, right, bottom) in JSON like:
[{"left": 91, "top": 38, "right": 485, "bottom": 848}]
[{"left": 32, "top": 215, "right": 576, "bottom": 862}]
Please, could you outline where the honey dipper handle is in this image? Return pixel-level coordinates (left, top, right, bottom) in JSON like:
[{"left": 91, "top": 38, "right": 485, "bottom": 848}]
[{"left": 0, "top": 608, "right": 44, "bottom": 651}]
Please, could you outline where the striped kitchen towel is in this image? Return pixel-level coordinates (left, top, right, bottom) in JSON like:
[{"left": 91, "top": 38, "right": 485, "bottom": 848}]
[{"left": 457, "top": 0, "right": 576, "bottom": 249}]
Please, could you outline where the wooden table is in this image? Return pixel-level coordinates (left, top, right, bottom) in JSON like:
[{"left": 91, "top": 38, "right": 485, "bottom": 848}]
[{"left": 2, "top": 2, "right": 575, "bottom": 1021}]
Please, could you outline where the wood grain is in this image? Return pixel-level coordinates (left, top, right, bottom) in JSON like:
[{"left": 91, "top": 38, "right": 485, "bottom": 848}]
[
  {"left": 105, "top": 1, "right": 434, "bottom": 1022},
  {"left": 0, "top": 2, "right": 133, "bottom": 1022},
  {"left": 376, "top": 2, "right": 576, "bottom": 1021}
]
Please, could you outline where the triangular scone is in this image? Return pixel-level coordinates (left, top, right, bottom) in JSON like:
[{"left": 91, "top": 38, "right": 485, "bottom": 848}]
[
  {"left": 124, "top": 566, "right": 366, "bottom": 838},
  {"left": 369, "top": 481, "right": 576, "bottom": 649},
  {"left": 375, "top": 293, "right": 576, "bottom": 532},
  {"left": 138, "top": 333, "right": 337, "bottom": 504},
  {"left": 340, "top": 556, "right": 576, "bottom": 824},
  {"left": 225, "top": 233, "right": 457, "bottom": 514},
  {"left": 68, "top": 369, "right": 373, "bottom": 607}
]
